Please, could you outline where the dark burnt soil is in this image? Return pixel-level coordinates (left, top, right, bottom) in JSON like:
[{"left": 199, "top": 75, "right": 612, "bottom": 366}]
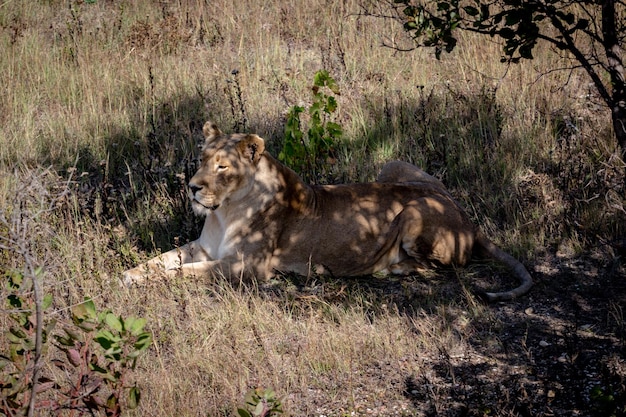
[{"left": 269, "top": 246, "right": 625, "bottom": 417}]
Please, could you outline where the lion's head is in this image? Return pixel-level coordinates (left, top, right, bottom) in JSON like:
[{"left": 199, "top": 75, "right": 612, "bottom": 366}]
[{"left": 188, "top": 121, "right": 265, "bottom": 216}]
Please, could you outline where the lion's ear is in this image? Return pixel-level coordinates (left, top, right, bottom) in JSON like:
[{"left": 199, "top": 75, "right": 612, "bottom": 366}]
[
  {"left": 237, "top": 134, "right": 265, "bottom": 164},
  {"left": 202, "top": 121, "right": 222, "bottom": 143}
]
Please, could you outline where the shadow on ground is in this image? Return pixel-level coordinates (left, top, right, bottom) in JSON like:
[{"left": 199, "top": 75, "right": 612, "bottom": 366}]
[{"left": 263, "top": 248, "right": 625, "bottom": 416}]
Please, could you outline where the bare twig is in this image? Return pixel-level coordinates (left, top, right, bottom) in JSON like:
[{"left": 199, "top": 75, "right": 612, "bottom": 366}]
[
  {"left": 0, "top": 167, "right": 73, "bottom": 417},
  {"left": 27, "top": 264, "right": 42, "bottom": 417}
]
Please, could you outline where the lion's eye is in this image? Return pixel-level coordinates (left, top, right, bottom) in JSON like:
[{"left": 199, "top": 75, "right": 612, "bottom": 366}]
[{"left": 217, "top": 165, "right": 228, "bottom": 172}]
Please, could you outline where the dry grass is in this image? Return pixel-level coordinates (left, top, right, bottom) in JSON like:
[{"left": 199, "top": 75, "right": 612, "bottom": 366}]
[{"left": 1, "top": 0, "right": 624, "bottom": 416}]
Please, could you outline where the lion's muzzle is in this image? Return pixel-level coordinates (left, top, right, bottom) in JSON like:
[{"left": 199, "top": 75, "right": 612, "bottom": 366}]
[{"left": 189, "top": 184, "right": 220, "bottom": 213}]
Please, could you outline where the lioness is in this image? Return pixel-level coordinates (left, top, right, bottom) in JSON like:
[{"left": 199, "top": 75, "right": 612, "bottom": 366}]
[{"left": 123, "top": 122, "right": 532, "bottom": 302}]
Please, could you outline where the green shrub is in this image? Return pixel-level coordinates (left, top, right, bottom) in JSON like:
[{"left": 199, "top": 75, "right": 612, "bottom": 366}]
[
  {"left": 279, "top": 70, "right": 343, "bottom": 183},
  {"left": 1, "top": 281, "right": 151, "bottom": 416},
  {"left": 237, "top": 387, "right": 283, "bottom": 417}
]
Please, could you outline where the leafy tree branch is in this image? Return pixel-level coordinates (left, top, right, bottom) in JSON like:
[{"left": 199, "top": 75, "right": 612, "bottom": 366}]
[{"left": 366, "top": 0, "right": 626, "bottom": 158}]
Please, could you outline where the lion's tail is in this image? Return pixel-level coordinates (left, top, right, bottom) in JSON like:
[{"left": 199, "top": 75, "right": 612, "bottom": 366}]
[{"left": 475, "top": 234, "right": 533, "bottom": 302}]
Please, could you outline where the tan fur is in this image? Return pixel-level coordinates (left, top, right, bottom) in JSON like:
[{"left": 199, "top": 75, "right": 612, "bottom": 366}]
[{"left": 123, "top": 122, "right": 532, "bottom": 301}]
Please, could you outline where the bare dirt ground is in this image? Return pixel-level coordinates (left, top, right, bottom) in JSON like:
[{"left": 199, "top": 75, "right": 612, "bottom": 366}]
[{"left": 260, "top": 246, "right": 625, "bottom": 417}]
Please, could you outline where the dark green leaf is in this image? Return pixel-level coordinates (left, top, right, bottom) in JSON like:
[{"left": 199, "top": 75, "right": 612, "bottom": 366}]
[
  {"left": 103, "top": 346, "right": 123, "bottom": 360},
  {"left": 313, "top": 70, "right": 330, "bottom": 87},
  {"left": 326, "top": 122, "right": 342, "bottom": 137},
  {"left": 437, "top": 2, "right": 450, "bottom": 11},
  {"left": 94, "top": 330, "right": 120, "bottom": 349},
  {"left": 444, "top": 36, "right": 457, "bottom": 52},
  {"left": 493, "top": 12, "right": 503, "bottom": 25},
  {"left": 89, "top": 362, "right": 118, "bottom": 382},
  {"left": 8, "top": 271, "right": 24, "bottom": 288},
  {"left": 309, "top": 102, "right": 322, "bottom": 116},
  {"left": 574, "top": 19, "right": 589, "bottom": 31},
  {"left": 505, "top": 12, "right": 521, "bottom": 26},
  {"left": 22, "top": 336, "right": 35, "bottom": 350},
  {"left": 519, "top": 44, "right": 534, "bottom": 59},
  {"left": 327, "top": 81, "right": 340, "bottom": 95},
  {"left": 463, "top": 6, "right": 479, "bottom": 16},
  {"left": 7, "top": 294, "right": 22, "bottom": 309},
  {"left": 55, "top": 334, "right": 74, "bottom": 346},
  {"left": 431, "top": 16, "right": 445, "bottom": 29},
  {"left": 8, "top": 332, "right": 23, "bottom": 344},
  {"left": 128, "top": 386, "right": 140, "bottom": 409},
  {"left": 9, "top": 326, "right": 27, "bottom": 340},
  {"left": 325, "top": 96, "right": 337, "bottom": 113},
  {"left": 403, "top": 5, "right": 416, "bottom": 17},
  {"left": 237, "top": 409, "right": 252, "bottom": 417},
  {"left": 480, "top": 4, "right": 490, "bottom": 19},
  {"left": 133, "top": 333, "right": 152, "bottom": 352},
  {"left": 95, "top": 336, "right": 114, "bottom": 350},
  {"left": 106, "top": 393, "right": 119, "bottom": 411},
  {"left": 562, "top": 12, "right": 575, "bottom": 25},
  {"left": 499, "top": 27, "right": 516, "bottom": 39},
  {"left": 10, "top": 344, "right": 24, "bottom": 363}
]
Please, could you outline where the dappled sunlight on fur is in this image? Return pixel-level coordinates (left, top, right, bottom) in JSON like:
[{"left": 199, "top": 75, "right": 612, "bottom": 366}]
[{"left": 123, "top": 122, "right": 532, "bottom": 301}]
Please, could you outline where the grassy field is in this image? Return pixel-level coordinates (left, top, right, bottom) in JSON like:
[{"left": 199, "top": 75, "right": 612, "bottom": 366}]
[{"left": 1, "top": 1, "right": 625, "bottom": 416}]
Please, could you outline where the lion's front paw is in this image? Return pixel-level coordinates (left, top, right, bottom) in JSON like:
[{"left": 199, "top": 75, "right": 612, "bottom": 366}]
[{"left": 121, "top": 267, "right": 146, "bottom": 287}]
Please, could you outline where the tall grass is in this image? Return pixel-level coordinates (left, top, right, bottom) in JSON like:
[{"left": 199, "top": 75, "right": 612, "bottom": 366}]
[{"left": 1, "top": 0, "right": 624, "bottom": 415}]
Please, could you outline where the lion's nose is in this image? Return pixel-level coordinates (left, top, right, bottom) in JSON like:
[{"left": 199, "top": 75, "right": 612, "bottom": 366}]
[{"left": 189, "top": 184, "right": 202, "bottom": 195}]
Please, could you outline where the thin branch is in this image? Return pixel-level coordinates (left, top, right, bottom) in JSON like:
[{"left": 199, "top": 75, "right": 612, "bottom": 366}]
[
  {"left": 547, "top": 9, "right": 613, "bottom": 106},
  {"left": 381, "top": 40, "right": 418, "bottom": 52},
  {"left": 27, "top": 266, "right": 42, "bottom": 417}
]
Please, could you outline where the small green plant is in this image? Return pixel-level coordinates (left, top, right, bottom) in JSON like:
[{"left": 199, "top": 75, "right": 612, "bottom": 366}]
[
  {"left": 53, "top": 297, "right": 152, "bottom": 416},
  {"left": 237, "top": 387, "right": 283, "bottom": 417},
  {"left": 590, "top": 385, "right": 617, "bottom": 416},
  {"left": 279, "top": 70, "right": 343, "bottom": 183},
  {"left": 0, "top": 285, "right": 151, "bottom": 416}
]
